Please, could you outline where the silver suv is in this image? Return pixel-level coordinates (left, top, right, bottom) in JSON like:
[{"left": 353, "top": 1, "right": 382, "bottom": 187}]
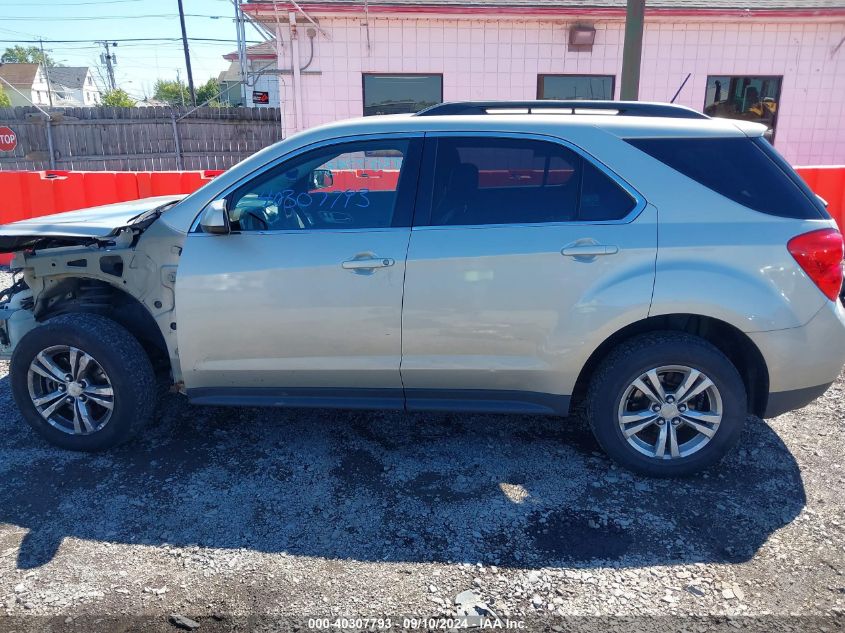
[{"left": 1, "top": 100, "right": 843, "bottom": 477}]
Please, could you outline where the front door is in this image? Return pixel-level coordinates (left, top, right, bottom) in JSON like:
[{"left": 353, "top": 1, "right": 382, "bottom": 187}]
[
  {"left": 400, "top": 134, "right": 657, "bottom": 413},
  {"left": 176, "top": 135, "right": 422, "bottom": 408}
]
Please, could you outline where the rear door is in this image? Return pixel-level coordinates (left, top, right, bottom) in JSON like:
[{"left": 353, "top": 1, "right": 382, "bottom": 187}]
[{"left": 400, "top": 133, "right": 657, "bottom": 413}]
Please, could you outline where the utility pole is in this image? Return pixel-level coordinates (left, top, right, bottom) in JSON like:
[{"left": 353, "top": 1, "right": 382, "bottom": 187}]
[
  {"left": 233, "top": 0, "right": 248, "bottom": 107},
  {"left": 177, "top": 0, "right": 197, "bottom": 106},
  {"left": 96, "top": 41, "right": 117, "bottom": 91},
  {"left": 176, "top": 69, "right": 186, "bottom": 106},
  {"left": 38, "top": 38, "right": 53, "bottom": 107},
  {"left": 620, "top": 0, "right": 645, "bottom": 100}
]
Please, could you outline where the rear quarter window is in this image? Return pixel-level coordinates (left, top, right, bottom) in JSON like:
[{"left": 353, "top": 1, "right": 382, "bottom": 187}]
[
  {"left": 626, "top": 137, "right": 827, "bottom": 220},
  {"left": 579, "top": 160, "right": 636, "bottom": 221}
]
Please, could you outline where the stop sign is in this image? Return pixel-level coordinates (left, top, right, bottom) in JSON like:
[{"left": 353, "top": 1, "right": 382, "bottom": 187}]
[{"left": 0, "top": 126, "right": 17, "bottom": 152}]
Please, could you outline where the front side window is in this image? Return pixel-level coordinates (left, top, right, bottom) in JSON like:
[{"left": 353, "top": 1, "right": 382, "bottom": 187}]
[
  {"left": 703, "top": 75, "right": 782, "bottom": 139},
  {"left": 362, "top": 74, "right": 442, "bottom": 116},
  {"left": 538, "top": 74, "right": 615, "bottom": 100},
  {"left": 227, "top": 138, "right": 420, "bottom": 231},
  {"left": 426, "top": 137, "right": 636, "bottom": 226}
]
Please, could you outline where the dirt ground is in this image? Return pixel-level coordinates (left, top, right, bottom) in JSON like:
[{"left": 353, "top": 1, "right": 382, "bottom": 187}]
[{"left": 0, "top": 291, "right": 843, "bottom": 632}]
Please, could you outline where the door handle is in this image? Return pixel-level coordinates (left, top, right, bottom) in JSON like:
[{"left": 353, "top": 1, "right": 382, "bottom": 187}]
[
  {"left": 341, "top": 257, "right": 395, "bottom": 270},
  {"left": 561, "top": 244, "right": 619, "bottom": 257}
]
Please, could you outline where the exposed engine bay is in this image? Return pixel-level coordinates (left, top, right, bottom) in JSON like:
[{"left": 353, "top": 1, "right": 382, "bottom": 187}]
[{"left": 0, "top": 197, "right": 189, "bottom": 386}]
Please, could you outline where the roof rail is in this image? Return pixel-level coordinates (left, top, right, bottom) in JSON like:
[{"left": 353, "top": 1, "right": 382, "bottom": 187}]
[{"left": 415, "top": 100, "right": 709, "bottom": 119}]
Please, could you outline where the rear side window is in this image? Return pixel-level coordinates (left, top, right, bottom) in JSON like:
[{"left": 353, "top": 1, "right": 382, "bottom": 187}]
[
  {"left": 626, "top": 137, "right": 825, "bottom": 219},
  {"left": 426, "top": 137, "right": 636, "bottom": 226}
]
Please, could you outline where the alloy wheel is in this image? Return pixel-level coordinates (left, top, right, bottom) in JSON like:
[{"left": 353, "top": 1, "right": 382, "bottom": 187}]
[
  {"left": 617, "top": 365, "right": 723, "bottom": 460},
  {"left": 26, "top": 345, "right": 115, "bottom": 436}
]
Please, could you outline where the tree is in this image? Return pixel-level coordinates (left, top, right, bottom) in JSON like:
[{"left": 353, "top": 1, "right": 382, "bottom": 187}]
[
  {"left": 196, "top": 78, "right": 222, "bottom": 107},
  {"left": 0, "top": 85, "right": 10, "bottom": 107},
  {"left": 153, "top": 79, "right": 189, "bottom": 107},
  {"left": 101, "top": 88, "right": 135, "bottom": 107},
  {"left": 1, "top": 45, "right": 57, "bottom": 67}
]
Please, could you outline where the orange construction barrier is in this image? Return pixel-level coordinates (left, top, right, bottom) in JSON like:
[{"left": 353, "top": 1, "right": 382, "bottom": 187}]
[
  {"left": 322, "top": 169, "right": 401, "bottom": 192},
  {"left": 0, "top": 169, "right": 225, "bottom": 264},
  {"left": 135, "top": 170, "right": 223, "bottom": 198},
  {"left": 49, "top": 171, "right": 88, "bottom": 213},
  {"left": 0, "top": 172, "right": 28, "bottom": 224},
  {"left": 796, "top": 166, "right": 845, "bottom": 232}
]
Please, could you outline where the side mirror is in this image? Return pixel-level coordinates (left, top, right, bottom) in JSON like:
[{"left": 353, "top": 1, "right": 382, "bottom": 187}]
[
  {"left": 200, "top": 199, "right": 230, "bottom": 234},
  {"left": 311, "top": 168, "right": 334, "bottom": 189}
]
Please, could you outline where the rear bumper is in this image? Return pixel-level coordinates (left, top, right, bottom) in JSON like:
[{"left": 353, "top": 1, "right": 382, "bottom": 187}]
[{"left": 750, "top": 299, "right": 845, "bottom": 417}]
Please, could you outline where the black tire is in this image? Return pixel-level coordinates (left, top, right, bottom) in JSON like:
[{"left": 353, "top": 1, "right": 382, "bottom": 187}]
[
  {"left": 586, "top": 332, "right": 747, "bottom": 477},
  {"left": 10, "top": 313, "right": 157, "bottom": 451}
]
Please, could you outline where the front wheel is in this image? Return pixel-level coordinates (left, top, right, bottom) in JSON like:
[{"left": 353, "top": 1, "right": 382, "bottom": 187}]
[
  {"left": 586, "top": 332, "right": 747, "bottom": 477},
  {"left": 10, "top": 313, "right": 157, "bottom": 451}
]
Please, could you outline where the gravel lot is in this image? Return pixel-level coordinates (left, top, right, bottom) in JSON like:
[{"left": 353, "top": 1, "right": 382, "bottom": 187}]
[{"left": 0, "top": 271, "right": 843, "bottom": 632}]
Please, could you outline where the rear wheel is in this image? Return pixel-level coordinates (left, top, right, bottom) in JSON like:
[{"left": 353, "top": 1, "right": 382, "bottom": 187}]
[
  {"left": 10, "top": 313, "right": 157, "bottom": 451},
  {"left": 586, "top": 332, "right": 747, "bottom": 477}
]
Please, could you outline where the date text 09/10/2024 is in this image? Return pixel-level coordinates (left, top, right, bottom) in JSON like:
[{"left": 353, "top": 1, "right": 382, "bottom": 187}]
[{"left": 306, "top": 617, "right": 527, "bottom": 629}]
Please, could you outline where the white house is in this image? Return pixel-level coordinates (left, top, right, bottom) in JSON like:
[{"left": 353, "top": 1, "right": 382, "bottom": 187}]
[
  {"left": 48, "top": 67, "right": 102, "bottom": 106},
  {"left": 0, "top": 63, "right": 102, "bottom": 107},
  {"left": 0, "top": 63, "right": 52, "bottom": 107}
]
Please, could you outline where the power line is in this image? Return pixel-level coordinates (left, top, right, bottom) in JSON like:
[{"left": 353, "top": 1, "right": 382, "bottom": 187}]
[
  {"left": 6, "top": 0, "right": 148, "bottom": 4},
  {"left": 0, "top": 25, "right": 41, "bottom": 38},
  {"left": 49, "top": 43, "right": 238, "bottom": 52},
  {"left": 5, "top": 0, "right": 231, "bottom": 4},
  {"left": 0, "top": 37, "right": 259, "bottom": 44},
  {"left": 2, "top": 14, "right": 229, "bottom": 21}
]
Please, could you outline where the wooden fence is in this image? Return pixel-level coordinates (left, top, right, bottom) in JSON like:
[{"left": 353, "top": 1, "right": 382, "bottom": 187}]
[{"left": 0, "top": 106, "right": 283, "bottom": 171}]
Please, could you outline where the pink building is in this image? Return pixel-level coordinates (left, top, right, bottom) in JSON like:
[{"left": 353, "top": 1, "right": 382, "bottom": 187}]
[{"left": 243, "top": 0, "right": 845, "bottom": 165}]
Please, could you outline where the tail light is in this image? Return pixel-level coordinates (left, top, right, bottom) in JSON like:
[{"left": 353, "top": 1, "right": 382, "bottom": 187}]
[{"left": 787, "top": 228, "right": 844, "bottom": 301}]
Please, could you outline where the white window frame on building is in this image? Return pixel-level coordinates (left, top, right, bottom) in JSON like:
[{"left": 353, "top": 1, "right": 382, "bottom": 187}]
[
  {"left": 362, "top": 73, "right": 443, "bottom": 116},
  {"left": 537, "top": 74, "right": 616, "bottom": 101}
]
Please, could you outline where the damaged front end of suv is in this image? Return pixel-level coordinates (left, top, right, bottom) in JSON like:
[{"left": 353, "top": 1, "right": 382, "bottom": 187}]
[{"left": 0, "top": 195, "right": 188, "bottom": 386}]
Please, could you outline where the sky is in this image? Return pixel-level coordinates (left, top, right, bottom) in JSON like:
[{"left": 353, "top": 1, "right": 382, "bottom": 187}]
[{"left": 0, "top": 0, "right": 265, "bottom": 100}]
